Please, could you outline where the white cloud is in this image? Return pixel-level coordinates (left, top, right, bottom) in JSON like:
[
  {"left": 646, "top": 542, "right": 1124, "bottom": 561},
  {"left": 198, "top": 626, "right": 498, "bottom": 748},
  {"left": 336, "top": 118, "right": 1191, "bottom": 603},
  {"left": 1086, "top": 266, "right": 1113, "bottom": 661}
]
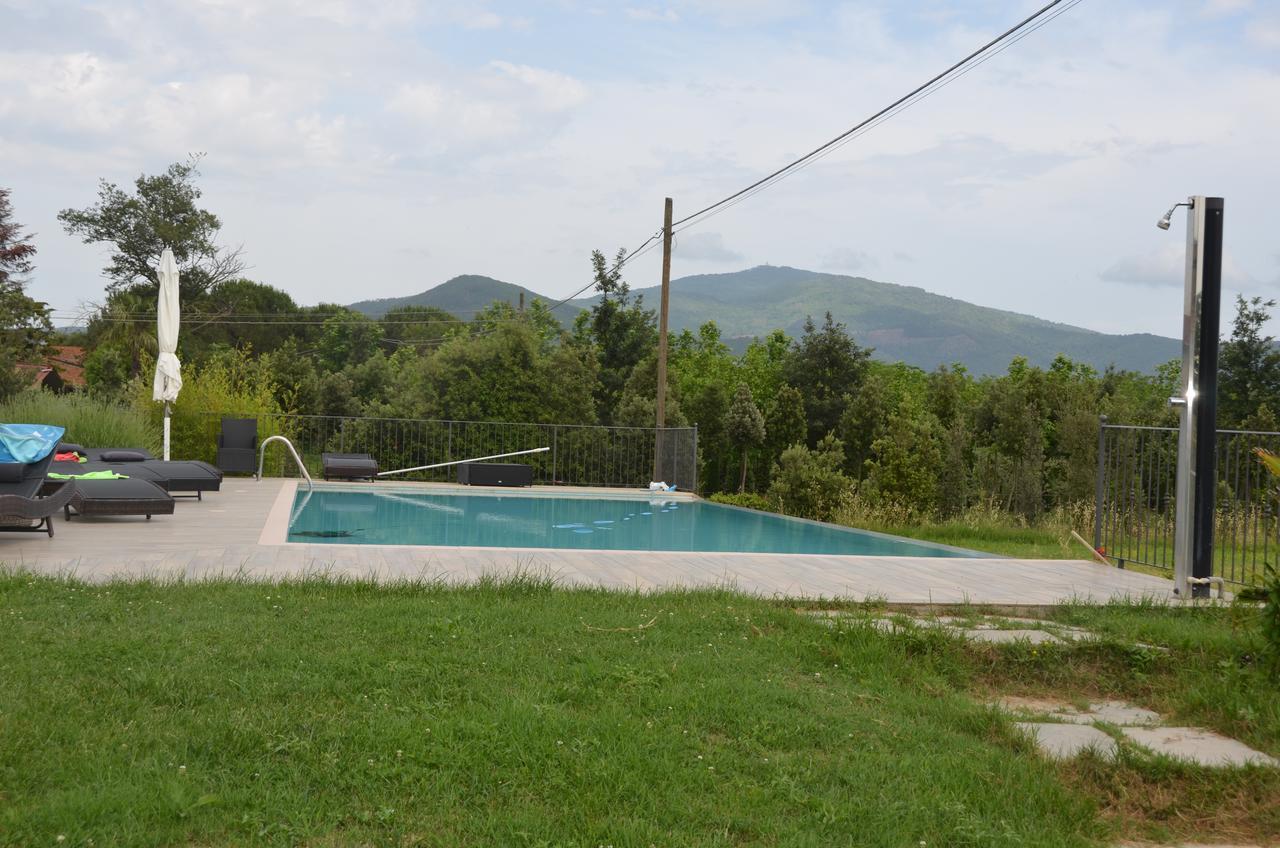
[
  {"left": 489, "top": 62, "right": 587, "bottom": 112},
  {"left": 1100, "top": 244, "right": 1262, "bottom": 289},
  {"left": 626, "top": 7, "right": 680, "bottom": 23},
  {"left": 1246, "top": 17, "right": 1280, "bottom": 47},
  {"left": 821, "top": 248, "right": 876, "bottom": 272},
  {"left": 674, "top": 231, "right": 741, "bottom": 262},
  {"left": 1099, "top": 244, "right": 1185, "bottom": 287},
  {"left": 1202, "top": 0, "right": 1252, "bottom": 16}
]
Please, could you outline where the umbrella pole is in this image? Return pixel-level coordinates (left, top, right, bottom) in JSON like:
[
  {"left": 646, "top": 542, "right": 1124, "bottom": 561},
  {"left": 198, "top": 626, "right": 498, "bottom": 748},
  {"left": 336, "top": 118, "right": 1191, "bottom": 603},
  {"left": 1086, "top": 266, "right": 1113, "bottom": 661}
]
[{"left": 163, "top": 401, "right": 171, "bottom": 461}]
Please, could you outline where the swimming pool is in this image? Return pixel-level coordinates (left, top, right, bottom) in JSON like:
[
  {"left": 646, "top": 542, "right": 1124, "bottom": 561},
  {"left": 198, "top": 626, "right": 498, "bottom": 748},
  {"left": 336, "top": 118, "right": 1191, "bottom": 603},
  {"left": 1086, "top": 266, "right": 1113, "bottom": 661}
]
[{"left": 285, "top": 488, "right": 979, "bottom": 557}]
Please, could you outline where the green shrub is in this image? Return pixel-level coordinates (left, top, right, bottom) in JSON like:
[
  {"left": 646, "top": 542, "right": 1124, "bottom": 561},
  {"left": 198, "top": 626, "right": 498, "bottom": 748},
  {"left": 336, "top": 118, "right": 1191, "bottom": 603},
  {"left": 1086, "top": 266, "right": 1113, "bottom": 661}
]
[
  {"left": 766, "top": 433, "right": 852, "bottom": 522},
  {"left": 707, "top": 492, "right": 774, "bottom": 512},
  {"left": 129, "top": 348, "right": 284, "bottom": 464},
  {"left": 0, "top": 390, "right": 159, "bottom": 452}
]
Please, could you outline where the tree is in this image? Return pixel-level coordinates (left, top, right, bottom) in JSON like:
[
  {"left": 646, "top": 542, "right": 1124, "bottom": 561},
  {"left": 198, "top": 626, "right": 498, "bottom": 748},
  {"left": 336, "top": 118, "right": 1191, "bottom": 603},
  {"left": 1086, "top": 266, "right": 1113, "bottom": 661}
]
[
  {"left": 670, "top": 322, "right": 737, "bottom": 489},
  {"left": 378, "top": 305, "right": 462, "bottom": 354},
  {"left": 317, "top": 309, "right": 384, "bottom": 372},
  {"left": 783, "top": 312, "right": 872, "bottom": 446},
  {"left": 767, "top": 433, "right": 851, "bottom": 522},
  {"left": 724, "top": 384, "right": 766, "bottom": 492},
  {"left": 1219, "top": 296, "right": 1280, "bottom": 428},
  {"left": 0, "top": 188, "right": 52, "bottom": 398},
  {"left": 411, "top": 321, "right": 598, "bottom": 424},
  {"left": 765, "top": 384, "right": 807, "bottom": 457},
  {"left": 189, "top": 278, "right": 300, "bottom": 357},
  {"left": 58, "top": 155, "right": 244, "bottom": 299},
  {"left": 862, "top": 406, "right": 943, "bottom": 513},
  {"left": 836, "top": 372, "right": 889, "bottom": 479},
  {"left": 738, "top": 329, "right": 791, "bottom": 404},
  {"left": 572, "top": 248, "right": 656, "bottom": 424},
  {"left": 614, "top": 351, "right": 687, "bottom": 428}
]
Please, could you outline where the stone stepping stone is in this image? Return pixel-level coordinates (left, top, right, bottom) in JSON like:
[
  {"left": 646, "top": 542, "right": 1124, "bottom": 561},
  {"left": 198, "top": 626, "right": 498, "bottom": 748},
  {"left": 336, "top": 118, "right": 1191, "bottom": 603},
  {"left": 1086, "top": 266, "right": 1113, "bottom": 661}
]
[
  {"left": 1084, "top": 700, "right": 1163, "bottom": 726},
  {"left": 964, "top": 628, "right": 1064, "bottom": 645},
  {"left": 997, "top": 696, "right": 1162, "bottom": 726},
  {"left": 1120, "top": 727, "right": 1280, "bottom": 768},
  {"left": 1016, "top": 722, "right": 1117, "bottom": 761}
]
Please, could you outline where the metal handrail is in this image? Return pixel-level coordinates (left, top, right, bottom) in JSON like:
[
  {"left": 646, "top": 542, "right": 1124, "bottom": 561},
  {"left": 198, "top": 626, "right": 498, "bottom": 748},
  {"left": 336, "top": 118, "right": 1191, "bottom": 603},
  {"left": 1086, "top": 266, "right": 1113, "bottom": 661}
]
[{"left": 256, "top": 435, "right": 314, "bottom": 491}]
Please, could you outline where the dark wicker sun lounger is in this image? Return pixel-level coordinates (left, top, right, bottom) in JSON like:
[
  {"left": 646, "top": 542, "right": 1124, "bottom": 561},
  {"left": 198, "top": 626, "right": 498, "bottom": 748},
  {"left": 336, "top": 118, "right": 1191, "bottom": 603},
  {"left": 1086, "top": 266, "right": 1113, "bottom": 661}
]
[
  {"left": 64, "top": 477, "right": 175, "bottom": 520},
  {"left": 0, "top": 453, "right": 74, "bottom": 538},
  {"left": 322, "top": 453, "right": 379, "bottom": 481}
]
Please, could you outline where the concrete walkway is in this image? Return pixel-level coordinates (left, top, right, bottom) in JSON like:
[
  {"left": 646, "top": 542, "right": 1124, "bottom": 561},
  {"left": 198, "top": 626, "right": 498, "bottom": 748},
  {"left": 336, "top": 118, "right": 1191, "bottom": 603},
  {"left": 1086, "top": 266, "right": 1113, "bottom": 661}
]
[{"left": 0, "top": 478, "right": 1179, "bottom": 606}]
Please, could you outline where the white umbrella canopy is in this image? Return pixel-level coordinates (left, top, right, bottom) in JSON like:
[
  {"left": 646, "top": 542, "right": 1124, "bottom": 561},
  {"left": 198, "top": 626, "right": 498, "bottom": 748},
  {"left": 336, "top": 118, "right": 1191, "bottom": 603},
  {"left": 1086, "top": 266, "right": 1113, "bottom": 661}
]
[{"left": 152, "top": 248, "right": 182, "bottom": 460}]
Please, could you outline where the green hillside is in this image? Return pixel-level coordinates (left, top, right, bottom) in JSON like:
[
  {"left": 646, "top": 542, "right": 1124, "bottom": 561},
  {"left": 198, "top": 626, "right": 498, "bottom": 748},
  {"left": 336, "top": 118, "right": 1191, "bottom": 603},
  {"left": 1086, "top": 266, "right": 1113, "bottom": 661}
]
[
  {"left": 570, "top": 266, "right": 1177, "bottom": 375},
  {"left": 348, "top": 274, "right": 567, "bottom": 320},
  {"left": 350, "top": 266, "right": 1178, "bottom": 375}
]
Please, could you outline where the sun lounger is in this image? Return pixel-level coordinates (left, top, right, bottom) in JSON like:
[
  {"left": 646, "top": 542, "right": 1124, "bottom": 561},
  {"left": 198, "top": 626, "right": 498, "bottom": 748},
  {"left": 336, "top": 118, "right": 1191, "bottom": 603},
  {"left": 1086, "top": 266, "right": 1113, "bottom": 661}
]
[
  {"left": 322, "top": 453, "right": 379, "bottom": 481},
  {"left": 0, "top": 453, "right": 74, "bottom": 537},
  {"left": 63, "top": 477, "right": 175, "bottom": 520},
  {"left": 49, "top": 452, "right": 223, "bottom": 499}
]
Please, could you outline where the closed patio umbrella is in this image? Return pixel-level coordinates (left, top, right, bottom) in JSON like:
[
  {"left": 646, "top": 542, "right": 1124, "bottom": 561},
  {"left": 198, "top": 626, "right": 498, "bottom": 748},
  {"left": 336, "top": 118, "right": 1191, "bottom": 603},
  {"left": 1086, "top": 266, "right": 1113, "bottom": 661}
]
[{"left": 153, "top": 247, "right": 182, "bottom": 461}]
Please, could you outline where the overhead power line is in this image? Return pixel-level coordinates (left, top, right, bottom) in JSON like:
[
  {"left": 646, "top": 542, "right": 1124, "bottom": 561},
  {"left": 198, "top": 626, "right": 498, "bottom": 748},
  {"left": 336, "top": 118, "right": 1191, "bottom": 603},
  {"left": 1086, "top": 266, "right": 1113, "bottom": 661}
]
[{"left": 670, "top": 0, "right": 1081, "bottom": 234}]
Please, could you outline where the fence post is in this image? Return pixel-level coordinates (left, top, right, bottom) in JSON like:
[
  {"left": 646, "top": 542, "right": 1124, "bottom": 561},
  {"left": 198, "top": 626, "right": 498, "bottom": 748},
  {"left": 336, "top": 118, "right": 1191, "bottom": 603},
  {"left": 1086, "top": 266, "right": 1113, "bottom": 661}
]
[
  {"left": 551, "top": 426, "right": 558, "bottom": 486},
  {"left": 692, "top": 424, "right": 699, "bottom": 494},
  {"left": 340, "top": 418, "right": 347, "bottom": 452},
  {"left": 1094, "top": 415, "right": 1107, "bottom": 551}
]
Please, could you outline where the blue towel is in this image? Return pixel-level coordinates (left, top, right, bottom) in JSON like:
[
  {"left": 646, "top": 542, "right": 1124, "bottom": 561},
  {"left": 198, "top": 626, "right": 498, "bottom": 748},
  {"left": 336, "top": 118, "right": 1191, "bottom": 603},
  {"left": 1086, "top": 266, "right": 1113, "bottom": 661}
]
[{"left": 0, "top": 424, "right": 66, "bottom": 464}]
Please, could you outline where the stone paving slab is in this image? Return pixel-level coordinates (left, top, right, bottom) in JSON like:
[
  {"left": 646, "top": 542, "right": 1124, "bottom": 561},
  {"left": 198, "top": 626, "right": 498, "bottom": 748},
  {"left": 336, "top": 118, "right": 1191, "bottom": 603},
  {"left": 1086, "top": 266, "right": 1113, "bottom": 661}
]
[
  {"left": 998, "top": 697, "right": 1162, "bottom": 727},
  {"left": 1017, "top": 722, "right": 1118, "bottom": 760},
  {"left": 1121, "top": 727, "right": 1280, "bottom": 768},
  {"left": 964, "top": 628, "right": 1064, "bottom": 645}
]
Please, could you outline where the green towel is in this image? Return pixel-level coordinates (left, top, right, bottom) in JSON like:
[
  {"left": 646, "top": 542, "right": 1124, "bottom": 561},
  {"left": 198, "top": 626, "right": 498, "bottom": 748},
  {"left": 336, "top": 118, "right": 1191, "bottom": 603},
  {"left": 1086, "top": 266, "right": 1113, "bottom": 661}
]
[{"left": 47, "top": 470, "right": 130, "bottom": 480}]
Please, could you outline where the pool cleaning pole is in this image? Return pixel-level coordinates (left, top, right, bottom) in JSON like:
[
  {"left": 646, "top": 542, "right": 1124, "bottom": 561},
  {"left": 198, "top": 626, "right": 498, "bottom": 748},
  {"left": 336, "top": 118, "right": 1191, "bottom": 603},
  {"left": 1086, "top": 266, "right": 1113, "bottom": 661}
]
[{"left": 378, "top": 446, "right": 550, "bottom": 477}]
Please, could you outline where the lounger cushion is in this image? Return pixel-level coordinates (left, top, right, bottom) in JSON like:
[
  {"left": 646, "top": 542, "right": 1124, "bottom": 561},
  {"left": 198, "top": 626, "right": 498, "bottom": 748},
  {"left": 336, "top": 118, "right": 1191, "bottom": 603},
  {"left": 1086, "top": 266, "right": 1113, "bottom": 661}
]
[
  {"left": 55, "top": 459, "right": 223, "bottom": 495},
  {"left": 0, "top": 463, "right": 25, "bottom": 483},
  {"left": 125, "top": 461, "right": 223, "bottom": 493},
  {"left": 56, "top": 442, "right": 87, "bottom": 456},
  {"left": 84, "top": 447, "right": 156, "bottom": 461},
  {"left": 98, "top": 450, "right": 148, "bottom": 462},
  {"left": 68, "top": 478, "right": 175, "bottom": 517}
]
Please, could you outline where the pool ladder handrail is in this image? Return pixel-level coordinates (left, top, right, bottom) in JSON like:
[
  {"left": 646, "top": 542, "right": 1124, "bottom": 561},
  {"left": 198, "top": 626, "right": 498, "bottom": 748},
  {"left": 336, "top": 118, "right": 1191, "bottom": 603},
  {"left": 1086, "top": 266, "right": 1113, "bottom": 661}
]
[{"left": 255, "top": 435, "right": 314, "bottom": 492}]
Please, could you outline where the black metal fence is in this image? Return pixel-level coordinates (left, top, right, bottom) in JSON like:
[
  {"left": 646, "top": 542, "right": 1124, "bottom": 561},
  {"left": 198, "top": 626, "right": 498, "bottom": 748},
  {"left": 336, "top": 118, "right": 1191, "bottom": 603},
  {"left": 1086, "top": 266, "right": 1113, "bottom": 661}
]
[
  {"left": 203, "top": 413, "right": 699, "bottom": 492},
  {"left": 1094, "top": 419, "right": 1280, "bottom": 586}
]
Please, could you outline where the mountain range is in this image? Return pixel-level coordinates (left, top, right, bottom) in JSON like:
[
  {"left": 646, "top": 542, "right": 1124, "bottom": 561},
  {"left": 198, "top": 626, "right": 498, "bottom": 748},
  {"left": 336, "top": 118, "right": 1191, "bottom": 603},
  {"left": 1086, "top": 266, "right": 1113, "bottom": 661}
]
[{"left": 348, "top": 266, "right": 1178, "bottom": 376}]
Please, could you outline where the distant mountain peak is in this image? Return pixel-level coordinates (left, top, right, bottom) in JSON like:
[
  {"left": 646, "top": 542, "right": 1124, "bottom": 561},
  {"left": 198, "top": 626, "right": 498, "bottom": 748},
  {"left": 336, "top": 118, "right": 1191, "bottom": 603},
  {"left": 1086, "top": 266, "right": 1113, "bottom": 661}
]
[{"left": 349, "top": 266, "right": 1177, "bottom": 375}]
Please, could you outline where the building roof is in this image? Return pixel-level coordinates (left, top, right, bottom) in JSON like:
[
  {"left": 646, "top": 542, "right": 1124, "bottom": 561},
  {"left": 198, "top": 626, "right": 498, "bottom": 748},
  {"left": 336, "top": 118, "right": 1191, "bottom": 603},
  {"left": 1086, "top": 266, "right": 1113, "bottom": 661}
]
[{"left": 15, "top": 346, "right": 86, "bottom": 389}]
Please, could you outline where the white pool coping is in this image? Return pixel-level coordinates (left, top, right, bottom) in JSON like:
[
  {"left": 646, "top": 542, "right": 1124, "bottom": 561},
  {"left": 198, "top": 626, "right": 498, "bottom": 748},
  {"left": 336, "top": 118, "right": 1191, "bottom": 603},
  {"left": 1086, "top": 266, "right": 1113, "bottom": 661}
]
[{"left": 1, "top": 477, "right": 1181, "bottom": 606}]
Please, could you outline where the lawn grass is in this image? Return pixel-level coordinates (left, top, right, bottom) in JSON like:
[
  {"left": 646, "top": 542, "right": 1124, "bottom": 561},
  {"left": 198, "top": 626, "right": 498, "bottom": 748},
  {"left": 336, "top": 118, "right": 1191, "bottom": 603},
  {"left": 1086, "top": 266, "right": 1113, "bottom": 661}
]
[
  {"left": 2, "top": 573, "right": 1276, "bottom": 846},
  {"left": 856, "top": 518, "right": 1077, "bottom": 559}
]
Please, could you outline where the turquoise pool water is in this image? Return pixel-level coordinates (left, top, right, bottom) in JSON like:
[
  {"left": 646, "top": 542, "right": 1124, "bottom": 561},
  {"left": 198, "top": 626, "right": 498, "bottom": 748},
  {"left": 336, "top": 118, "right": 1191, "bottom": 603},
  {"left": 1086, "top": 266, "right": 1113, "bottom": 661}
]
[{"left": 287, "top": 488, "right": 978, "bottom": 557}]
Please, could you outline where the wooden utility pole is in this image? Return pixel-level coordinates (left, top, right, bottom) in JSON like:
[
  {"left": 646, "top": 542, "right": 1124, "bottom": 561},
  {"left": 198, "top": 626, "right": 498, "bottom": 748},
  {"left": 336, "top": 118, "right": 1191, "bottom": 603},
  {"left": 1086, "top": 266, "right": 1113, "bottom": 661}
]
[{"left": 653, "top": 197, "right": 674, "bottom": 482}]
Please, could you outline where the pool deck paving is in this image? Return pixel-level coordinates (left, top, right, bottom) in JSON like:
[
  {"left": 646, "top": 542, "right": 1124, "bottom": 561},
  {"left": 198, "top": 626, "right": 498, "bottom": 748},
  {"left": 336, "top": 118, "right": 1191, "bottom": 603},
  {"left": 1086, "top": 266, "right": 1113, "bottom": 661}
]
[{"left": 0, "top": 478, "right": 1182, "bottom": 606}]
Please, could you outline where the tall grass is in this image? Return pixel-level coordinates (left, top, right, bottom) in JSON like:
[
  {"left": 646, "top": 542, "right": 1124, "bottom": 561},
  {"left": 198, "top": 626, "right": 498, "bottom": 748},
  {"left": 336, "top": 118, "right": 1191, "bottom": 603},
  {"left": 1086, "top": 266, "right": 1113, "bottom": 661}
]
[{"left": 0, "top": 390, "right": 160, "bottom": 453}]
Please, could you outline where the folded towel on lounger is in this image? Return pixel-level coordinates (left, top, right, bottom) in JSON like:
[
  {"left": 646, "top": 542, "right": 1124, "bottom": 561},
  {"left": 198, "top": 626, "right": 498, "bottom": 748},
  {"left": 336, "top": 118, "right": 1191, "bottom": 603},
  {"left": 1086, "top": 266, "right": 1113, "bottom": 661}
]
[{"left": 47, "top": 470, "right": 130, "bottom": 480}]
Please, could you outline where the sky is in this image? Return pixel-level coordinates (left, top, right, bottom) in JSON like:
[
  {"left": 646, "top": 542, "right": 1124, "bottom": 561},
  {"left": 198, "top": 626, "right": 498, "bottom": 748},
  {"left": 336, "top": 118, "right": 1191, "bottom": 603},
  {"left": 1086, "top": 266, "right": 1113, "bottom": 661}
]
[{"left": 2, "top": 0, "right": 1278, "bottom": 339}]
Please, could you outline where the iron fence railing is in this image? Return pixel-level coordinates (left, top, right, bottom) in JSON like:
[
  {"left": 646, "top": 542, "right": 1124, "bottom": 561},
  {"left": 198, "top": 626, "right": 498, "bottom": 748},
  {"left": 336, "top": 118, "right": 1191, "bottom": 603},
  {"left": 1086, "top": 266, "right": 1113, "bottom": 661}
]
[
  {"left": 203, "top": 413, "right": 698, "bottom": 492},
  {"left": 1094, "top": 418, "right": 1280, "bottom": 587}
]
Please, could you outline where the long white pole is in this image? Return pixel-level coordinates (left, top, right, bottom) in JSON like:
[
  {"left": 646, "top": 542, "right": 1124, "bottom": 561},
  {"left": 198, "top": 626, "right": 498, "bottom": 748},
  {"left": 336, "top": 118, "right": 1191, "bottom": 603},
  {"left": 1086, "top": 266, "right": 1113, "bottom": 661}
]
[{"left": 376, "top": 446, "right": 550, "bottom": 477}]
